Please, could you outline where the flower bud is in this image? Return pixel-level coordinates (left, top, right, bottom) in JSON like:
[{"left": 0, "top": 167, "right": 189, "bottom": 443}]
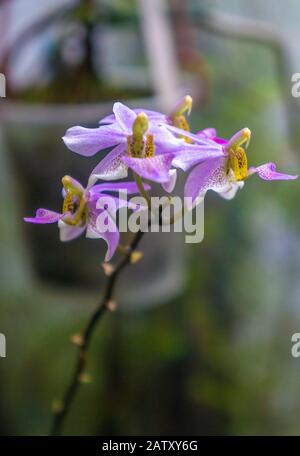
[{"left": 170, "top": 95, "right": 193, "bottom": 119}]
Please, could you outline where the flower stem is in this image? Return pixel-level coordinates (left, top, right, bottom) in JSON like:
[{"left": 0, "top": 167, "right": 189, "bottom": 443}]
[
  {"left": 50, "top": 229, "right": 145, "bottom": 436},
  {"left": 133, "top": 172, "right": 151, "bottom": 209}
]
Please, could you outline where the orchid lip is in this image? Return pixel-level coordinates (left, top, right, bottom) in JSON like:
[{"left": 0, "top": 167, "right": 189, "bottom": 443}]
[{"left": 62, "top": 177, "right": 88, "bottom": 226}]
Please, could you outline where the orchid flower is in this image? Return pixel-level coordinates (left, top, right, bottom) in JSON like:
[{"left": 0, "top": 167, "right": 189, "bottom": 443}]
[
  {"left": 62, "top": 97, "right": 221, "bottom": 194},
  {"left": 166, "top": 126, "right": 298, "bottom": 209},
  {"left": 24, "top": 176, "right": 147, "bottom": 261},
  {"left": 63, "top": 102, "right": 186, "bottom": 192},
  {"left": 100, "top": 94, "right": 193, "bottom": 134}
]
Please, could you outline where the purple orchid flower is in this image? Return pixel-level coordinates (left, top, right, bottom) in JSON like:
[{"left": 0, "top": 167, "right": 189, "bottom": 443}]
[
  {"left": 98, "top": 95, "right": 193, "bottom": 131},
  {"left": 62, "top": 98, "right": 221, "bottom": 194},
  {"left": 166, "top": 125, "right": 298, "bottom": 209},
  {"left": 62, "top": 102, "right": 186, "bottom": 192},
  {"left": 24, "top": 176, "right": 147, "bottom": 261}
]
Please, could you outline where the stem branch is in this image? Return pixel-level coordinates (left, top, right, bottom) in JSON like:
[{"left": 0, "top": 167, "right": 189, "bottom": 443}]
[
  {"left": 50, "top": 229, "right": 144, "bottom": 436},
  {"left": 133, "top": 172, "right": 151, "bottom": 209}
]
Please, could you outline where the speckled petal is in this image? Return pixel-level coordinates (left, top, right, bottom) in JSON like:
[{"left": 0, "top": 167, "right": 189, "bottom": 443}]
[
  {"left": 184, "top": 157, "right": 230, "bottom": 209},
  {"left": 88, "top": 144, "right": 128, "bottom": 186},
  {"left": 122, "top": 153, "right": 175, "bottom": 183},
  {"left": 249, "top": 162, "right": 298, "bottom": 181},
  {"left": 24, "top": 208, "right": 62, "bottom": 224}
]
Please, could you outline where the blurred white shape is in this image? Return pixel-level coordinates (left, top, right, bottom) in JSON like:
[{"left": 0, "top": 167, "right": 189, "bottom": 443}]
[
  {"left": 0, "top": 73, "right": 6, "bottom": 97},
  {"left": 138, "top": 0, "right": 181, "bottom": 111},
  {"left": 0, "top": 333, "right": 6, "bottom": 358}
]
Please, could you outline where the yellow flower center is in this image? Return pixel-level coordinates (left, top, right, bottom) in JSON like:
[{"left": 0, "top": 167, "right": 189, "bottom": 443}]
[
  {"left": 226, "top": 128, "right": 251, "bottom": 182},
  {"left": 61, "top": 176, "right": 88, "bottom": 226},
  {"left": 228, "top": 147, "right": 248, "bottom": 181},
  {"left": 127, "top": 112, "right": 154, "bottom": 158}
]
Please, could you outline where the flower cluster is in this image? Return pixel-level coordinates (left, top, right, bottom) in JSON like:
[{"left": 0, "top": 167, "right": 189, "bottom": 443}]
[{"left": 25, "top": 95, "right": 297, "bottom": 261}]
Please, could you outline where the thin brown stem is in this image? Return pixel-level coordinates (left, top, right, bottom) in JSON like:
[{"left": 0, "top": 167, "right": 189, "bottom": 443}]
[
  {"left": 133, "top": 172, "right": 151, "bottom": 209},
  {"left": 50, "top": 230, "right": 144, "bottom": 436}
]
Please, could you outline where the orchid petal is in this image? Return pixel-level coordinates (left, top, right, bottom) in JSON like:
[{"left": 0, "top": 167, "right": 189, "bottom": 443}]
[
  {"left": 63, "top": 124, "right": 124, "bottom": 156},
  {"left": 113, "top": 102, "right": 136, "bottom": 132},
  {"left": 138, "top": 109, "right": 168, "bottom": 123},
  {"left": 217, "top": 181, "right": 244, "bottom": 200},
  {"left": 122, "top": 153, "right": 175, "bottom": 183},
  {"left": 148, "top": 125, "right": 186, "bottom": 155},
  {"left": 90, "top": 181, "right": 150, "bottom": 195},
  {"left": 198, "top": 128, "right": 217, "bottom": 138},
  {"left": 105, "top": 195, "right": 145, "bottom": 212},
  {"left": 249, "top": 162, "right": 298, "bottom": 181},
  {"left": 88, "top": 144, "right": 128, "bottom": 186},
  {"left": 58, "top": 220, "right": 86, "bottom": 241},
  {"left": 162, "top": 169, "right": 177, "bottom": 193},
  {"left": 99, "top": 113, "right": 115, "bottom": 125},
  {"left": 100, "top": 108, "right": 167, "bottom": 126},
  {"left": 197, "top": 129, "right": 228, "bottom": 145},
  {"left": 164, "top": 124, "right": 219, "bottom": 146},
  {"left": 87, "top": 210, "right": 119, "bottom": 262},
  {"left": 24, "top": 208, "right": 62, "bottom": 224},
  {"left": 172, "top": 146, "right": 224, "bottom": 172},
  {"left": 184, "top": 157, "right": 229, "bottom": 209}
]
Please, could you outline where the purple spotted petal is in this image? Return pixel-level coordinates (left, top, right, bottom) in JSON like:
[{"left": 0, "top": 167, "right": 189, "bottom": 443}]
[
  {"left": 88, "top": 144, "right": 128, "bottom": 186},
  {"left": 24, "top": 208, "right": 62, "bottom": 224},
  {"left": 184, "top": 157, "right": 229, "bottom": 209},
  {"left": 113, "top": 102, "right": 136, "bottom": 132},
  {"left": 249, "top": 162, "right": 298, "bottom": 181},
  {"left": 63, "top": 123, "right": 124, "bottom": 156},
  {"left": 122, "top": 153, "right": 175, "bottom": 183}
]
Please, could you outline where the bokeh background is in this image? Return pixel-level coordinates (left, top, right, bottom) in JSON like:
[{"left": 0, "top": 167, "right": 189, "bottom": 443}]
[{"left": 0, "top": 0, "right": 299, "bottom": 436}]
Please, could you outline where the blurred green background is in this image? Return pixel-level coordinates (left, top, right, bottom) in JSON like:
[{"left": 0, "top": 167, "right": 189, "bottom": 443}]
[{"left": 0, "top": 0, "right": 299, "bottom": 435}]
